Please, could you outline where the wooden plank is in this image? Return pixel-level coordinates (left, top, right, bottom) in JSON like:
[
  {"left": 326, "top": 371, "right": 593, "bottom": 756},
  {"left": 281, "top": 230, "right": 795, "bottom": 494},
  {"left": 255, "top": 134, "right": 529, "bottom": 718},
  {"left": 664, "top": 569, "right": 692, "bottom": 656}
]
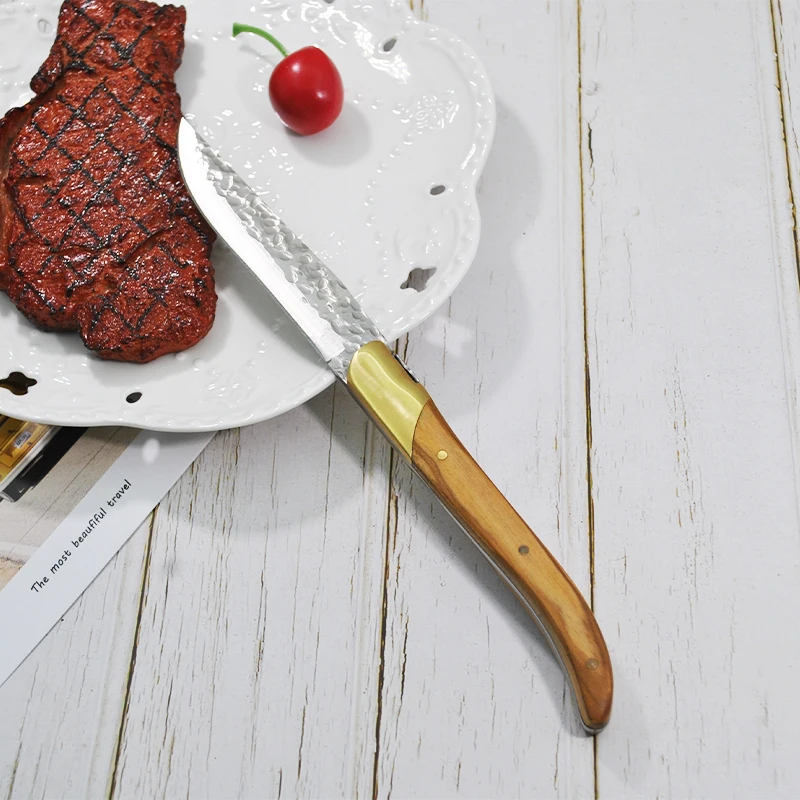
[
  {"left": 581, "top": 1, "right": 800, "bottom": 796},
  {"left": 774, "top": 2, "right": 800, "bottom": 412},
  {"left": 0, "top": 429, "right": 148, "bottom": 799},
  {"left": 374, "top": 0, "right": 595, "bottom": 797},
  {"left": 111, "top": 385, "right": 391, "bottom": 799},
  {"left": 0, "top": 524, "right": 149, "bottom": 800},
  {"left": 775, "top": 0, "right": 800, "bottom": 222}
]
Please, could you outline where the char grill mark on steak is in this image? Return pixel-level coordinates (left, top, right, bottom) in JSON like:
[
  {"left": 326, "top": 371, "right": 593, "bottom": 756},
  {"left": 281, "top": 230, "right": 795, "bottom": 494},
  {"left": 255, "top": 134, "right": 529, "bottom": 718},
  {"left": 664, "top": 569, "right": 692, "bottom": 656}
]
[{"left": 0, "top": 0, "right": 216, "bottom": 363}]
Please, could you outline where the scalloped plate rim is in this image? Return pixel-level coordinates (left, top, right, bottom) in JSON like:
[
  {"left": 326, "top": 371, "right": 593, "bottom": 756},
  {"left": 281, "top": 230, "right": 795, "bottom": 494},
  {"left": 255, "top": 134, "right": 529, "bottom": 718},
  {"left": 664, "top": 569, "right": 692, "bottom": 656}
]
[{"left": 0, "top": 0, "right": 495, "bottom": 432}]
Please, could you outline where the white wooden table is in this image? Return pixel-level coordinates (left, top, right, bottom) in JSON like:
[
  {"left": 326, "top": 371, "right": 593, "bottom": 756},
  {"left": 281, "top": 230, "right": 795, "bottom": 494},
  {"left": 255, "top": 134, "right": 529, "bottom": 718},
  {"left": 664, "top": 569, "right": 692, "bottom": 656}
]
[{"left": 4, "top": 0, "right": 800, "bottom": 796}]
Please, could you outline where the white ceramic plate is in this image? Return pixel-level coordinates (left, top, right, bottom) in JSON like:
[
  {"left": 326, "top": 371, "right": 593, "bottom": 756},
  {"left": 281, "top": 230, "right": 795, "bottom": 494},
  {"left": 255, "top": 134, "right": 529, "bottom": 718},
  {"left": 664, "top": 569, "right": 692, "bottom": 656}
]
[{"left": 0, "top": 0, "right": 494, "bottom": 431}]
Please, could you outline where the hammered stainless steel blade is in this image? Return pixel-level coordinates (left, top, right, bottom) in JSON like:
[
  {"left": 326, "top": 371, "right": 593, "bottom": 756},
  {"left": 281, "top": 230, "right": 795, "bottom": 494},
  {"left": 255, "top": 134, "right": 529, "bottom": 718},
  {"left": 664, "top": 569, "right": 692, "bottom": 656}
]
[
  {"left": 177, "top": 118, "right": 614, "bottom": 733},
  {"left": 177, "top": 119, "right": 383, "bottom": 379}
]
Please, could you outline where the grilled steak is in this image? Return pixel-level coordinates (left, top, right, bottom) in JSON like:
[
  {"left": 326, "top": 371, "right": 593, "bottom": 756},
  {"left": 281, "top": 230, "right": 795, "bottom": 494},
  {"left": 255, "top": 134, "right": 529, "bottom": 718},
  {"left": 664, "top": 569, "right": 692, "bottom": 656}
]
[{"left": 0, "top": 0, "right": 216, "bottom": 363}]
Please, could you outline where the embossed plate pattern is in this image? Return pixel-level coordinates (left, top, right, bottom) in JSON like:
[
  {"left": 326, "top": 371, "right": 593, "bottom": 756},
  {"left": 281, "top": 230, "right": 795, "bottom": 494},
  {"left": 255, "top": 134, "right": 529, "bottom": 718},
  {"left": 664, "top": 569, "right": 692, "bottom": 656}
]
[{"left": 0, "top": 0, "right": 495, "bottom": 430}]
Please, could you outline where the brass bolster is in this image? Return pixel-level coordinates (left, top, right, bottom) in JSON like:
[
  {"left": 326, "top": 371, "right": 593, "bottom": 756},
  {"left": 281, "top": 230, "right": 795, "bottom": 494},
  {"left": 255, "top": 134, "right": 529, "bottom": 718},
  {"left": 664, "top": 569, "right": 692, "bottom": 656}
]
[{"left": 346, "top": 341, "right": 430, "bottom": 459}]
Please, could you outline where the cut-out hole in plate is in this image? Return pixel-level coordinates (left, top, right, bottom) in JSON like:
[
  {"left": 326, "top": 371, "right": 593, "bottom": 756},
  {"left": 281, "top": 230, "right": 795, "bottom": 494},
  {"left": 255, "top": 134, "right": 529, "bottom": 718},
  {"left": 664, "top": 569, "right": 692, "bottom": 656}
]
[
  {"left": 382, "top": 37, "right": 397, "bottom": 52},
  {"left": 430, "top": 184, "right": 446, "bottom": 195},
  {"left": 401, "top": 267, "right": 436, "bottom": 292},
  {"left": 126, "top": 391, "right": 143, "bottom": 404},
  {"left": 0, "top": 371, "right": 37, "bottom": 396}
]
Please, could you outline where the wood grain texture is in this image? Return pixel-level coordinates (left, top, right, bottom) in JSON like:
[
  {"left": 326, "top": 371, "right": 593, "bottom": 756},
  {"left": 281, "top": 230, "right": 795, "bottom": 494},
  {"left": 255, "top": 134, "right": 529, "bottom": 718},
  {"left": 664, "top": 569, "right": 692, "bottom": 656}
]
[
  {"left": 111, "top": 385, "right": 391, "bottom": 799},
  {"left": 0, "top": 523, "right": 149, "bottom": 800},
  {"left": 374, "top": 0, "right": 595, "bottom": 796},
  {"left": 411, "top": 400, "right": 612, "bottom": 732},
  {"left": 581, "top": 1, "right": 800, "bottom": 796},
  {"left": 773, "top": 0, "right": 800, "bottom": 427}
]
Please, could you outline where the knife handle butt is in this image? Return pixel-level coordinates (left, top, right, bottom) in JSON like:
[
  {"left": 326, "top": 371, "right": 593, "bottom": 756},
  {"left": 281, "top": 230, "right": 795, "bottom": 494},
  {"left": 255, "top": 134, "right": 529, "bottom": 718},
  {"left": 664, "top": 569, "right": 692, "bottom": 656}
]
[
  {"left": 410, "top": 399, "right": 613, "bottom": 733},
  {"left": 347, "top": 340, "right": 613, "bottom": 733}
]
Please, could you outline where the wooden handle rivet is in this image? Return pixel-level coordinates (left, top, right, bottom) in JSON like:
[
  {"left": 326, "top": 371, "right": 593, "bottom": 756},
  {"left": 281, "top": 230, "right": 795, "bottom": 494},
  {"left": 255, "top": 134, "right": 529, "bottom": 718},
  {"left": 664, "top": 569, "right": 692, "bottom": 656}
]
[
  {"left": 586, "top": 658, "right": 599, "bottom": 670},
  {"left": 437, "top": 449, "right": 448, "bottom": 460},
  {"left": 518, "top": 545, "right": 530, "bottom": 555}
]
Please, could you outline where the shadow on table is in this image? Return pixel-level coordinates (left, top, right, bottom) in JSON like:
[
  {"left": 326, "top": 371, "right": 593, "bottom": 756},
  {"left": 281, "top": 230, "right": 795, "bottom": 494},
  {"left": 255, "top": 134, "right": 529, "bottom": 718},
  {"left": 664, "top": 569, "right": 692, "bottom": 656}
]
[
  {"left": 300, "top": 96, "right": 646, "bottom": 744},
  {"left": 400, "top": 456, "right": 589, "bottom": 737},
  {"left": 300, "top": 97, "right": 582, "bottom": 732},
  {"left": 302, "top": 390, "right": 584, "bottom": 737},
  {"left": 307, "top": 385, "right": 648, "bottom": 750},
  {"left": 594, "top": 666, "right": 649, "bottom": 790},
  {"left": 396, "top": 97, "right": 542, "bottom": 415}
]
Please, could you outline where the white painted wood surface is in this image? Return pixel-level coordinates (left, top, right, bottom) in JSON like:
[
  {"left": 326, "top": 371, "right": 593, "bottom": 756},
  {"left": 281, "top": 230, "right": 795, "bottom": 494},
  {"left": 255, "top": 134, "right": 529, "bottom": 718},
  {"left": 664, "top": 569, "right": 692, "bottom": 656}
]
[
  {"left": 4, "top": 0, "right": 800, "bottom": 797},
  {"left": 112, "top": 391, "right": 391, "bottom": 799},
  {"left": 582, "top": 1, "right": 800, "bottom": 796},
  {"left": 0, "top": 429, "right": 148, "bottom": 798}
]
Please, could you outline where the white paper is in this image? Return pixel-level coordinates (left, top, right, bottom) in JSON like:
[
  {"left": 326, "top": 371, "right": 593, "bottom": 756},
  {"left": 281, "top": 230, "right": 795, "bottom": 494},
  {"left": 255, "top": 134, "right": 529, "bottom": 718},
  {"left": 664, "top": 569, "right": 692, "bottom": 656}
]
[{"left": 0, "top": 429, "right": 213, "bottom": 687}]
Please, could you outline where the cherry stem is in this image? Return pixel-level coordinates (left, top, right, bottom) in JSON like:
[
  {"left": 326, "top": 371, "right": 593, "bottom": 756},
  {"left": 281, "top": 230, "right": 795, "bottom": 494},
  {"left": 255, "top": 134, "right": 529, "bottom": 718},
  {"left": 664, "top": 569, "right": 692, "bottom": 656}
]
[{"left": 232, "top": 23, "right": 289, "bottom": 58}]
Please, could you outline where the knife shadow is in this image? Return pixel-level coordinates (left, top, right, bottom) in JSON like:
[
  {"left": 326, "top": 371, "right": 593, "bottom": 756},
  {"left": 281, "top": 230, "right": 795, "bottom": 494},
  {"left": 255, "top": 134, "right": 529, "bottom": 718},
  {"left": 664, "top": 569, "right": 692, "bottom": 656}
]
[
  {"left": 397, "top": 98, "right": 541, "bottom": 415},
  {"left": 396, "top": 455, "right": 590, "bottom": 738},
  {"left": 303, "top": 383, "right": 588, "bottom": 738},
  {"left": 305, "top": 99, "right": 589, "bottom": 734},
  {"left": 593, "top": 666, "right": 648, "bottom": 789}
]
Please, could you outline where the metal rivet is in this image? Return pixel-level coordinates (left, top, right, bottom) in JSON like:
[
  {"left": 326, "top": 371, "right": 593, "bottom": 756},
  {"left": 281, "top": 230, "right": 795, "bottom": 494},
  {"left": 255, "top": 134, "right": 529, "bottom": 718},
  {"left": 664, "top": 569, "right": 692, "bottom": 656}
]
[
  {"left": 437, "top": 450, "right": 448, "bottom": 460},
  {"left": 586, "top": 658, "right": 599, "bottom": 670},
  {"left": 518, "top": 545, "right": 530, "bottom": 555}
]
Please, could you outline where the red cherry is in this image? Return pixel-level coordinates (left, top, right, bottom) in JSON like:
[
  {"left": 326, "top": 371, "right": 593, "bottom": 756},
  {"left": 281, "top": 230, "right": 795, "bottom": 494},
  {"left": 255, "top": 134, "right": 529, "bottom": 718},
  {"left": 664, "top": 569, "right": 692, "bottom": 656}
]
[
  {"left": 269, "top": 47, "right": 343, "bottom": 136},
  {"left": 233, "top": 24, "right": 344, "bottom": 136}
]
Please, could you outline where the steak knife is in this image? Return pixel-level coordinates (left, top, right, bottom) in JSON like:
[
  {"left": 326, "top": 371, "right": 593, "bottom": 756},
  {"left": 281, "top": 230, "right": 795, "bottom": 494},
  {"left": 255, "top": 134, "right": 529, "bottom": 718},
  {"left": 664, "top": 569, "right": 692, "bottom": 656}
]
[{"left": 177, "top": 119, "right": 613, "bottom": 733}]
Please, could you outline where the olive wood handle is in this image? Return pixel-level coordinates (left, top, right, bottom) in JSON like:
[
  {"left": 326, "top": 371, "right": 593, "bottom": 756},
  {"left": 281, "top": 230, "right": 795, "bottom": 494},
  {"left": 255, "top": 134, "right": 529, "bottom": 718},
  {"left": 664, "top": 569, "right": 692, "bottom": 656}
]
[
  {"left": 346, "top": 341, "right": 613, "bottom": 732},
  {"left": 411, "top": 399, "right": 612, "bottom": 733}
]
